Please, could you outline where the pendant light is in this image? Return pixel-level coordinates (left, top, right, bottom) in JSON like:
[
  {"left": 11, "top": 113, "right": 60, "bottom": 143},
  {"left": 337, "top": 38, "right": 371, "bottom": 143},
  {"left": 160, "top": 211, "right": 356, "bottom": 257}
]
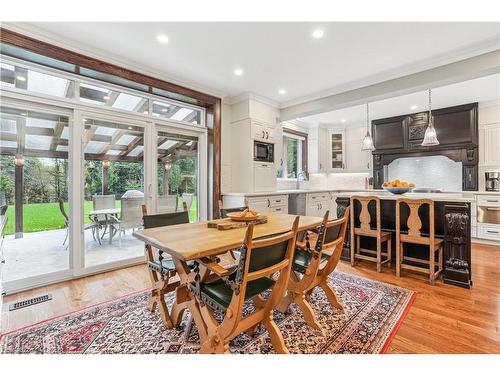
[
  {"left": 421, "top": 88, "right": 439, "bottom": 146},
  {"left": 361, "top": 102, "right": 375, "bottom": 151}
]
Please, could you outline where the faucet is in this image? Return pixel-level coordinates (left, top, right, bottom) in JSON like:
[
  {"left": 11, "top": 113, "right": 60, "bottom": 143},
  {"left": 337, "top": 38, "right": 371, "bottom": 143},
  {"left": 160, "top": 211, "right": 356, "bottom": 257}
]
[{"left": 296, "top": 171, "right": 309, "bottom": 190}]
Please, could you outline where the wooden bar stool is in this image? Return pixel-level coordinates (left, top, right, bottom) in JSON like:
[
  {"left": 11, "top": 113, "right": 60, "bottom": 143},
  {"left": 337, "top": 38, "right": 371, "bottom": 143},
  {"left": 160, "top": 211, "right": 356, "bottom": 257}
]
[
  {"left": 350, "top": 195, "right": 392, "bottom": 272},
  {"left": 396, "top": 198, "right": 443, "bottom": 285}
]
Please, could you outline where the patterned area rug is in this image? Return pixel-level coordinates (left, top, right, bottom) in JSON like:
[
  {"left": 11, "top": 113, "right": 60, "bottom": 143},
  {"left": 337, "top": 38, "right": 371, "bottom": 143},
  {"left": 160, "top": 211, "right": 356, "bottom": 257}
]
[{"left": 0, "top": 271, "right": 415, "bottom": 354}]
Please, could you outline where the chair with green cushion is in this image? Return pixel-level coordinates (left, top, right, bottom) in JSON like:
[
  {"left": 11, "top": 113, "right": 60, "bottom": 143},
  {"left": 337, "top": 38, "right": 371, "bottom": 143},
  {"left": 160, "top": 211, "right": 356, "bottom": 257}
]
[
  {"left": 141, "top": 204, "right": 193, "bottom": 328},
  {"left": 277, "top": 207, "right": 349, "bottom": 331},
  {"left": 191, "top": 216, "right": 300, "bottom": 354}
]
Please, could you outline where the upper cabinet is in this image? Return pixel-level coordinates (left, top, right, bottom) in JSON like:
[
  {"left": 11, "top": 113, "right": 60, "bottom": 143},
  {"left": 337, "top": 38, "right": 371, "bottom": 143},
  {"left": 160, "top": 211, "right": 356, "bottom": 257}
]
[
  {"left": 329, "top": 129, "right": 346, "bottom": 170},
  {"left": 372, "top": 103, "right": 478, "bottom": 153},
  {"left": 251, "top": 119, "right": 276, "bottom": 143}
]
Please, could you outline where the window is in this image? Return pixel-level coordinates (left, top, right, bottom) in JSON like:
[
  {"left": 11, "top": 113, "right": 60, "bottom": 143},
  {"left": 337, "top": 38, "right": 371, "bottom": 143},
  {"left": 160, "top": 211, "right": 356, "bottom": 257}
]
[{"left": 279, "top": 129, "right": 308, "bottom": 178}]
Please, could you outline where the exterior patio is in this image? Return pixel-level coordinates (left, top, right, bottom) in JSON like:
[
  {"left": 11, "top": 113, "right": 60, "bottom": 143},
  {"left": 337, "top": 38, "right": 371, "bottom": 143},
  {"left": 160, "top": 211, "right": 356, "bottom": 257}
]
[{"left": 2, "top": 227, "right": 144, "bottom": 282}]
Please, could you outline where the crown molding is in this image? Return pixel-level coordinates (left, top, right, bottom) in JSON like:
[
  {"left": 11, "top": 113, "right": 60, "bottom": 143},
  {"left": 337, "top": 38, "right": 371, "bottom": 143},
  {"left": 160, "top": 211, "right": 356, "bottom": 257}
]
[
  {"left": 2, "top": 22, "right": 227, "bottom": 100},
  {"left": 229, "top": 92, "right": 279, "bottom": 108}
]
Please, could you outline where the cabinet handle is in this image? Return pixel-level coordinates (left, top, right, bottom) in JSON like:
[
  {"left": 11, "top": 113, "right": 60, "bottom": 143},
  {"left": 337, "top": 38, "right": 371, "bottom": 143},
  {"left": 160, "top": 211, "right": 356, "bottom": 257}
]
[
  {"left": 266, "top": 131, "right": 269, "bottom": 139},
  {"left": 486, "top": 200, "right": 499, "bottom": 203},
  {"left": 486, "top": 208, "right": 500, "bottom": 211},
  {"left": 267, "top": 199, "right": 270, "bottom": 208},
  {"left": 276, "top": 200, "right": 281, "bottom": 203},
  {"left": 486, "top": 230, "right": 499, "bottom": 234},
  {"left": 262, "top": 130, "right": 265, "bottom": 138},
  {"left": 1, "top": 259, "right": 5, "bottom": 264},
  {"left": 275, "top": 207, "right": 282, "bottom": 212}
]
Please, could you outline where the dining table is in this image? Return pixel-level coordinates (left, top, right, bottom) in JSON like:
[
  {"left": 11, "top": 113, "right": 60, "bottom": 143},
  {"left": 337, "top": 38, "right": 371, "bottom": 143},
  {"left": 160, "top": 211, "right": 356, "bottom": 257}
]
[
  {"left": 132, "top": 213, "right": 322, "bottom": 343},
  {"left": 89, "top": 208, "right": 121, "bottom": 244}
]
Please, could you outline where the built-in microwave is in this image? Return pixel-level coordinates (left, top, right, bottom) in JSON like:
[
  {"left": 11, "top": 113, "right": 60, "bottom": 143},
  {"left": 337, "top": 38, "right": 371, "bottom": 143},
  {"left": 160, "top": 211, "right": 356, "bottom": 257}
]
[{"left": 254, "top": 141, "right": 274, "bottom": 163}]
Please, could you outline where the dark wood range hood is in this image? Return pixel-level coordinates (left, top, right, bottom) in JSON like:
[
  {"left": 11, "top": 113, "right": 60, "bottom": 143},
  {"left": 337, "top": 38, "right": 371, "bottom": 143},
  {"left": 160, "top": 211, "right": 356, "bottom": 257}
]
[{"left": 371, "top": 102, "right": 479, "bottom": 191}]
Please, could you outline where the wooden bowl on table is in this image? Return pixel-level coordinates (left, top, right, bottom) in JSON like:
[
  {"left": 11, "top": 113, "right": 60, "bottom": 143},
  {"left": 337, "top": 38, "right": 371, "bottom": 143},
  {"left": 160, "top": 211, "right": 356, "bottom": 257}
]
[{"left": 226, "top": 209, "right": 261, "bottom": 222}]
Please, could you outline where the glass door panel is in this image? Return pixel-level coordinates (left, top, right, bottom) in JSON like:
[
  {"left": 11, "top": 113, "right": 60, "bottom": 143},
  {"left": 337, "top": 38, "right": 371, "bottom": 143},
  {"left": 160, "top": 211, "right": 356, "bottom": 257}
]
[
  {"left": 1, "top": 106, "right": 70, "bottom": 282},
  {"left": 156, "top": 129, "right": 199, "bottom": 222},
  {"left": 82, "top": 117, "right": 145, "bottom": 267}
]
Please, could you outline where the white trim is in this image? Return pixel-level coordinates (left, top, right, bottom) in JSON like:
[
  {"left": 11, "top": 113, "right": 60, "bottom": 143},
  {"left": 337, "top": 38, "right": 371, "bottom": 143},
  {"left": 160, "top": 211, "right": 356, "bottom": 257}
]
[{"left": 229, "top": 91, "right": 279, "bottom": 108}]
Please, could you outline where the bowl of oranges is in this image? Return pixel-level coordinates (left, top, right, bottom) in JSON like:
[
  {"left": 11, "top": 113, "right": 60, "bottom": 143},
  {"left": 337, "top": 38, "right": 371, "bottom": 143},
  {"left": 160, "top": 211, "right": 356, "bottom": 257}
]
[{"left": 382, "top": 179, "right": 416, "bottom": 195}]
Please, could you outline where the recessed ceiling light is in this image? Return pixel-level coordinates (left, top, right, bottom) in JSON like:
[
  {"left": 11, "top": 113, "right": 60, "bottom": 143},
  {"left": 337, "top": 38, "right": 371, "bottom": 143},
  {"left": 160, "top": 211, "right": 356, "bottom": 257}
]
[
  {"left": 128, "top": 126, "right": 133, "bottom": 130},
  {"left": 411, "top": 105, "right": 419, "bottom": 110},
  {"left": 103, "top": 95, "right": 110, "bottom": 100},
  {"left": 157, "top": 34, "right": 169, "bottom": 44},
  {"left": 233, "top": 68, "right": 243, "bottom": 76},
  {"left": 143, "top": 111, "right": 148, "bottom": 114},
  {"left": 161, "top": 108, "right": 168, "bottom": 112},
  {"left": 278, "top": 89, "right": 287, "bottom": 95},
  {"left": 312, "top": 29, "right": 324, "bottom": 39},
  {"left": 341, "top": 119, "right": 347, "bottom": 123},
  {"left": 16, "top": 76, "right": 26, "bottom": 81}
]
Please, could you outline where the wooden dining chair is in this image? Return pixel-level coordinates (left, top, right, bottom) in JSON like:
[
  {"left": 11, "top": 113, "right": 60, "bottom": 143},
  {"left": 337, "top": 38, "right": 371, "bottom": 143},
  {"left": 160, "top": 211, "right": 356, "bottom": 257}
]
[
  {"left": 396, "top": 198, "right": 443, "bottom": 285},
  {"left": 277, "top": 207, "right": 349, "bottom": 331},
  {"left": 190, "top": 216, "right": 300, "bottom": 354},
  {"left": 141, "top": 203, "right": 192, "bottom": 328},
  {"left": 350, "top": 195, "right": 392, "bottom": 272}
]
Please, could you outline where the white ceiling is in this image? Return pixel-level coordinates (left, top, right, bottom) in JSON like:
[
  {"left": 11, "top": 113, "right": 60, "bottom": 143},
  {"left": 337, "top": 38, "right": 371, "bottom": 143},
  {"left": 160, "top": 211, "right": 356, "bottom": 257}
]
[
  {"left": 10, "top": 22, "right": 500, "bottom": 104},
  {"left": 298, "top": 73, "right": 500, "bottom": 127}
]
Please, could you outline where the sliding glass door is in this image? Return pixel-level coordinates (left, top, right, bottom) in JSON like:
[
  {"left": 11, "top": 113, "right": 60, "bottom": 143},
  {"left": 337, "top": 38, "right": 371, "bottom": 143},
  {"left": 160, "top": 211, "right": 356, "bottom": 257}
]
[
  {"left": 1, "top": 102, "right": 72, "bottom": 289},
  {"left": 79, "top": 112, "right": 148, "bottom": 269},
  {"left": 155, "top": 123, "right": 207, "bottom": 222}
]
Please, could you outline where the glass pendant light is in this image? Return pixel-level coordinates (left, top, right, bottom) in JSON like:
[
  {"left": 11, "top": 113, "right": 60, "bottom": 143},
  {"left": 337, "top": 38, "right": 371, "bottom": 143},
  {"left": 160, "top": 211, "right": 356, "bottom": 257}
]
[
  {"left": 421, "top": 88, "right": 439, "bottom": 146},
  {"left": 361, "top": 102, "right": 375, "bottom": 151}
]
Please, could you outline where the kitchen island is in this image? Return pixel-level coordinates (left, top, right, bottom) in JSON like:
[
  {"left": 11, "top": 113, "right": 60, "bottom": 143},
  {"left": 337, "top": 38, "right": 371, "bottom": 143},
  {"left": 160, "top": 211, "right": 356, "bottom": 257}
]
[{"left": 334, "top": 191, "right": 472, "bottom": 288}]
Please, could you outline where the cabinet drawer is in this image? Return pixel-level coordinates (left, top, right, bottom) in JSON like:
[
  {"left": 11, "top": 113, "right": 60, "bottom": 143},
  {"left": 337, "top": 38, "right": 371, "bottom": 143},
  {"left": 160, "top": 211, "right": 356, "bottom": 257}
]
[
  {"left": 270, "top": 205, "right": 288, "bottom": 214},
  {"left": 477, "top": 195, "right": 500, "bottom": 207},
  {"left": 307, "top": 192, "right": 330, "bottom": 202},
  {"left": 268, "top": 195, "right": 287, "bottom": 207},
  {"left": 477, "top": 224, "right": 500, "bottom": 241},
  {"left": 247, "top": 195, "right": 287, "bottom": 210}
]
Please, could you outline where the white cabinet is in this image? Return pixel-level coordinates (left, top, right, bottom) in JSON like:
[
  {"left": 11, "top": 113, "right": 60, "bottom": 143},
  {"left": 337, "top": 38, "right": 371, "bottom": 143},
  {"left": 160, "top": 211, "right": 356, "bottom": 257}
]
[
  {"left": 306, "top": 192, "right": 331, "bottom": 218},
  {"left": 308, "top": 127, "right": 328, "bottom": 173},
  {"left": 328, "top": 129, "right": 346, "bottom": 170},
  {"left": 252, "top": 120, "right": 276, "bottom": 143},
  {"left": 254, "top": 163, "right": 277, "bottom": 192},
  {"left": 247, "top": 195, "right": 288, "bottom": 214},
  {"left": 479, "top": 123, "right": 500, "bottom": 167},
  {"left": 345, "top": 126, "right": 372, "bottom": 172}
]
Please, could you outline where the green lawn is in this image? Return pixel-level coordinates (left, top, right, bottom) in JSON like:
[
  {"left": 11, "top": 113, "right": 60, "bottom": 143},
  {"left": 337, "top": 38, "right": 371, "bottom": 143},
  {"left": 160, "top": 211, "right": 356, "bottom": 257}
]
[{"left": 3, "top": 196, "right": 197, "bottom": 236}]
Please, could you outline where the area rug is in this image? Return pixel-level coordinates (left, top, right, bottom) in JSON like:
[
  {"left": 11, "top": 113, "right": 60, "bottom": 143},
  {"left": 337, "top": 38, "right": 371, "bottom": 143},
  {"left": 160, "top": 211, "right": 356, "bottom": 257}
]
[{"left": 0, "top": 271, "right": 415, "bottom": 354}]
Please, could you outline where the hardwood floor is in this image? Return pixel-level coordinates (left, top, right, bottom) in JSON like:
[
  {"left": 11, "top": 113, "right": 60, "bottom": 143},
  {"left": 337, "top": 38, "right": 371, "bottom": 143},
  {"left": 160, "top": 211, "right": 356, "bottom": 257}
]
[{"left": 1, "top": 243, "right": 499, "bottom": 353}]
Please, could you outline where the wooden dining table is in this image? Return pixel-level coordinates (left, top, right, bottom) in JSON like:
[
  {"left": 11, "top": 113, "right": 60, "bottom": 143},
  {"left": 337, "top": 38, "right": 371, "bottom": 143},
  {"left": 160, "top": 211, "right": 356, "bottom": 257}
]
[{"left": 132, "top": 213, "right": 322, "bottom": 343}]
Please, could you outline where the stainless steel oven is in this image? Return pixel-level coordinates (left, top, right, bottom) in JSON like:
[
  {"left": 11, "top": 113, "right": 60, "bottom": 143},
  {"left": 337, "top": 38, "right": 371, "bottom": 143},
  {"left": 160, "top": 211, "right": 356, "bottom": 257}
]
[{"left": 254, "top": 141, "right": 274, "bottom": 163}]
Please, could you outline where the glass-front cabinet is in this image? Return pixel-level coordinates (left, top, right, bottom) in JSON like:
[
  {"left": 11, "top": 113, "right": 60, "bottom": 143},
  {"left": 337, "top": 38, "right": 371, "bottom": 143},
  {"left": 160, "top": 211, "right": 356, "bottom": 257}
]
[{"left": 329, "top": 129, "right": 345, "bottom": 170}]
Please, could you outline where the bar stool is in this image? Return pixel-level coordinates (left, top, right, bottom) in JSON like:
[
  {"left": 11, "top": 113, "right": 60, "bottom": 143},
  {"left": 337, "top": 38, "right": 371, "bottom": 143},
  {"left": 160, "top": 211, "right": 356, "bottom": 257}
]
[
  {"left": 350, "top": 195, "right": 392, "bottom": 272},
  {"left": 395, "top": 198, "right": 443, "bottom": 285}
]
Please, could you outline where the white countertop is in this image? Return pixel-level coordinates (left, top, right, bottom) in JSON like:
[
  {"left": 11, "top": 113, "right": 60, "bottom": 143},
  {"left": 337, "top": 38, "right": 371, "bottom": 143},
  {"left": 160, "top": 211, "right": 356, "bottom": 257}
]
[{"left": 222, "top": 189, "right": 497, "bottom": 202}]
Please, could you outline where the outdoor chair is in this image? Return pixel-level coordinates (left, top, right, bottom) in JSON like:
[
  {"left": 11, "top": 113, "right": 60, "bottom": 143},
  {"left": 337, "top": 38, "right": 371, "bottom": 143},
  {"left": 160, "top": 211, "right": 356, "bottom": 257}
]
[
  {"left": 59, "top": 199, "right": 101, "bottom": 249},
  {"left": 141, "top": 204, "right": 194, "bottom": 328},
  {"left": 92, "top": 194, "right": 116, "bottom": 238},
  {"left": 277, "top": 208, "right": 349, "bottom": 331},
  {"left": 112, "top": 196, "right": 144, "bottom": 247},
  {"left": 157, "top": 194, "right": 179, "bottom": 213},
  {"left": 191, "top": 216, "right": 299, "bottom": 354}
]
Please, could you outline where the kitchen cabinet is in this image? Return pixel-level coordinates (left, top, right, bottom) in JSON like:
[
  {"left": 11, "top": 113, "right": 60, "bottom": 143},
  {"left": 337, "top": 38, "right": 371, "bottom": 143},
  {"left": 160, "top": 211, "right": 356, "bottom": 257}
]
[
  {"left": 328, "top": 129, "right": 346, "bottom": 170},
  {"left": 308, "top": 127, "right": 328, "bottom": 173},
  {"left": 306, "top": 192, "right": 331, "bottom": 218},
  {"left": 254, "top": 163, "right": 277, "bottom": 192},
  {"left": 345, "top": 126, "right": 371, "bottom": 171},
  {"left": 246, "top": 195, "right": 288, "bottom": 214},
  {"left": 479, "top": 123, "right": 500, "bottom": 167},
  {"left": 252, "top": 120, "right": 275, "bottom": 143}
]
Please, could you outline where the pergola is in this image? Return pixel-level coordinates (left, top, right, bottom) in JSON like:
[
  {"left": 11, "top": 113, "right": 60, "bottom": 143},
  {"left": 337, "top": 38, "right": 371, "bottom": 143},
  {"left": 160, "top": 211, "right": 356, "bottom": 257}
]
[{"left": 0, "top": 107, "right": 197, "bottom": 238}]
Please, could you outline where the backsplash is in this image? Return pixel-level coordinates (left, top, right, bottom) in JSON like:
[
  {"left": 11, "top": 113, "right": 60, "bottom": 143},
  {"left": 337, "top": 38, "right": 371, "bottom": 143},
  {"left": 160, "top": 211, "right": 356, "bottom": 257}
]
[
  {"left": 308, "top": 172, "right": 370, "bottom": 190},
  {"left": 387, "top": 155, "right": 462, "bottom": 191}
]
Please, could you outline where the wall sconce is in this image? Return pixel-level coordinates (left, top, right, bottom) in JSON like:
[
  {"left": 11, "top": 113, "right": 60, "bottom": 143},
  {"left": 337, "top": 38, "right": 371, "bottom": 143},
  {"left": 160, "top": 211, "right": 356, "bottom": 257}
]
[
  {"left": 163, "top": 160, "right": 172, "bottom": 171},
  {"left": 102, "top": 160, "right": 111, "bottom": 169},
  {"left": 15, "top": 154, "right": 25, "bottom": 167}
]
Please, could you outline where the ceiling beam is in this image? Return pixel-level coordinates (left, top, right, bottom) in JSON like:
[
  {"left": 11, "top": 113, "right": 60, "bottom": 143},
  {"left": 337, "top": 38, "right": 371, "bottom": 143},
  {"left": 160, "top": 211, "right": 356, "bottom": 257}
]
[{"left": 279, "top": 49, "right": 500, "bottom": 121}]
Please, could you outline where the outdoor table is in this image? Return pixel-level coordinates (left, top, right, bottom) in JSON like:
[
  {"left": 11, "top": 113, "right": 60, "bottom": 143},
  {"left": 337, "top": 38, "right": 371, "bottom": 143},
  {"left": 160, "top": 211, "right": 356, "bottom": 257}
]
[{"left": 89, "top": 208, "right": 121, "bottom": 244}]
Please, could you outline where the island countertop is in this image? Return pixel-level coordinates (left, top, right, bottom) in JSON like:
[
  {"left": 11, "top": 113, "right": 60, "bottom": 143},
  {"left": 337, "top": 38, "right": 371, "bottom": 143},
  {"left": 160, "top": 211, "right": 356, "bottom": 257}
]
[{"left": 334, "top": 191, "right": 474, "bottom": 203}]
